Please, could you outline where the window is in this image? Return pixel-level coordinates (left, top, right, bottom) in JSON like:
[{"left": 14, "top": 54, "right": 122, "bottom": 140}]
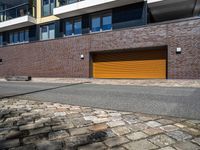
[
  {"left": 91, "top": 16, "right": 100, "bottom": 32},
  {"left": 9, "top": 29, "right": 29, "bottom": 44},
  {"left": 40, "top": 23, "right": 55, "bottom": 40},
  {"left": 0, "top": 34, "right": 3, "bottom": 46},
  {"left": 42, "top": 0, "right": 55, "bottom": 16},
  {"left": 91, "top": 12, "right": 112, "bottom": 33},
  {"left": 65, "top": 17, "right": 82, "bottom": 36}
]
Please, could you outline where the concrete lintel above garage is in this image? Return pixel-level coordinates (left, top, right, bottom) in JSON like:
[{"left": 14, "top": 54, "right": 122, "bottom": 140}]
[
  {"left": 53, "top": 0, "right": 143, "bottom": 18},
  {"left": 0, "top": 15, "right": 36, "bottom": 32}
]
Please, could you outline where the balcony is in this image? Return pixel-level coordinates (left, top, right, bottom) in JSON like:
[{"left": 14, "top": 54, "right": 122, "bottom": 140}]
[
  {"left": 0, "top": 3, "right": 36, "bottom": 32},
  {"left": 54, "top": 0, "right": 143, "bottom": 18}
]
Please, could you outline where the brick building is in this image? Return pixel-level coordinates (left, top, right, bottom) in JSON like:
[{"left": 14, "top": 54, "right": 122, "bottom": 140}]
[{"left": 0, "top": 0, "right": 200, "bottom": 79}]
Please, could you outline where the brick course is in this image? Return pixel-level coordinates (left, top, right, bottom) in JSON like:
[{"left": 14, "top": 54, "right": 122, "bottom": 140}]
[{"left": 0, "top": 18, "right": 200, "bottom": 79}]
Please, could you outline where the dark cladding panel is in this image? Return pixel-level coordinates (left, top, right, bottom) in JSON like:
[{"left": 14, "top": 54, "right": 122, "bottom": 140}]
[{"left": 112, "top": 2, "right": 147, "bottom": 29}]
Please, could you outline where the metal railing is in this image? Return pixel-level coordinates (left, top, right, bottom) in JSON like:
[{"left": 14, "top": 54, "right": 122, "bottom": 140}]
[
  {"left": 58, "top": 0, "right": 84, "bottom": 7},
  {"left": 0, "top": 3, "right": 35, "bottom": 22}
]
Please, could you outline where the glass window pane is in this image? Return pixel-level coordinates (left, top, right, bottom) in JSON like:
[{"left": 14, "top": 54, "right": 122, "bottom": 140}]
[
  {"left": 50, "top": 0, "right": 55, "bottom": 15},
  {"left": 19, "top": 31, "right": 24, "bottom": 42},
  {"left": 65, "top": 20, "right": 73, "bottom": 36},
  {"left": 102, "top": 15, "right": 112, "bottom": 31},
  {"left": 74, "top": 18, "right": 82, "bottom": 35},
  {"left": 9, "top": 33, "right": 13, "bottom": 44},
  {"left": 49, "top": 24, "right": 55, "bottom": 39},
  {"left": 43, "top": 0, "right": 50, "bottom": 16},
  {"left": 0, "top": 35, "right": 2, "bottom": 46},
  {"left": 14, "top": 32, "right": 19, "bottom": 43},
  {"left": 25, "top": 30, "right": 29, "bottom": 42},
  {"left": 41, "top": 26, "right": 48, "bottom": 40},
  {"left": 91, "top": 16, "right": 100, "bottom": 32}
]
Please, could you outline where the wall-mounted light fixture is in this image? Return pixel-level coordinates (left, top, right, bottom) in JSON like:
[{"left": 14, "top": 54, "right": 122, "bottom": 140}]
[
  {"left": 80, "top": 54, "right": 84, "bottom": 60},
  {"left": 176, "top": 47, "right": 182, "bottom": 54},
  {"left": 0, "top": 58, "right": 2, "bottom": 65}
]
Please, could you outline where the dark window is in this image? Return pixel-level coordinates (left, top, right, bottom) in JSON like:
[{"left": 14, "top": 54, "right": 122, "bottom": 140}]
[
  {"left": 65, "top": 17, "right": 82, "bottom": 36},
  {"left": 42, "top": 0, "right": 55, "bottom": 16},
  {"left": 91, "top": 12, "right": 112, "bottom": 33},
  {"left": 9, "top": 29, "right": 29, "bottom": 44},
  {"left": 0, "top": 34, "right": 3, "bottom": 46},
  {"left": 40, "top": 23, "right": 55, "bottom": 40}
]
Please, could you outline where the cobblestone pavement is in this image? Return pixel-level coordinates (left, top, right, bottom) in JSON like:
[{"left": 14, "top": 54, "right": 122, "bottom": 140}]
[{"left": 0, "top": 99, "right": 200, "bottom": 150}]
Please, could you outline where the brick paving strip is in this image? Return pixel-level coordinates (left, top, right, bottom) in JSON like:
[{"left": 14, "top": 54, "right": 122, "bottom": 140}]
[{"left": 0, "top": 99, "right": 200, "bottom": 150}]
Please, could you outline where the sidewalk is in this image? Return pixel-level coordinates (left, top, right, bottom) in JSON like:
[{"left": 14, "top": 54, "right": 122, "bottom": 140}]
[
  {"left": 0, "top": 98, "right": 200, "bottom": 150},
  {"left": 1, "top": 78, "right": 200, "bottom": 88}
]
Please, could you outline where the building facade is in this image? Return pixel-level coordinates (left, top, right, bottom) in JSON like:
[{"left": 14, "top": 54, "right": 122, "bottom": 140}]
[{"left": 0, "top": 0, "right": 200, "bottom": 79}]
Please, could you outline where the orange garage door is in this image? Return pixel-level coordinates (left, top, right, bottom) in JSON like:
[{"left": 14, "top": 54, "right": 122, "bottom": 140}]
[{"left": 92, "top": 49, "right": 167, "bottom": 79}]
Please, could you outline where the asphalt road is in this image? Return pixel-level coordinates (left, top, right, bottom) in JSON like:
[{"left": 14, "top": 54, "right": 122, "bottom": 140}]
[{"left": 0, "top": 81, "right": 200, "bottom": 119}]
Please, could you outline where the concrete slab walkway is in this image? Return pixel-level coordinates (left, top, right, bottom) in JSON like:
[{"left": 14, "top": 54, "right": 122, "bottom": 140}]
[{"left": 1, "top": 78, "right": 200, "bottom": 88}]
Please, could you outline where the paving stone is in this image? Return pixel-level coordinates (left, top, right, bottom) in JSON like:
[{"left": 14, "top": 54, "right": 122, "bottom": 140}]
[
  {"left": 157, "top": 119, "right": 175, "bottom": 125},
  {"left": 173, "top": 141, "right": 200, "bottom": 150},
  {"left": 19, "top": 122, "right": 43, "bottom": 130},
  {"left": 129, "top": 123, "right": 149, "bottom": 132},
  {"left": 93, "top": 118, "right": 110, "bottom": 124},
  {"left": 182, "top": 127, "right": 200, "bottom": 136},
  {"left": 126, "top": 132, "right": 148, "bottom": 140},
  {"left": 35, "top": 117, "right": 51, "bottom": 124},
  {"left": 149, "top": 134, "right": 176, "bottom": 147},
  {"left": 29, "top": 126, "right": 51, "bottom": 136},
  {"left": 84, "top": 116, "right": 98, "bottom": 121},
  {"left": 52, "top": 123, "right": 74, "bottom": 131},
  {"left": 123, "top": 115, "right": 141, "bottom": 124},
  {"left": 78, "top": 142, "right": 107, "bottom": 150},
  {"left": 111, "top": 126, "right": 131, "bottom": 136},
  {"left": 174, "top": 123, "right": 187, "bottom": 128},
  {"left": 166, "top": 130, "right": 192, "bottom": 141},
  {"left": 192, "top": 137, "right": 200, "bottom": 146},
  {"left": 160, "top": 125, "right": 179, "bottom": 132},
  {"left": 54, "top": 112, "right": 66, "bottom": 117},
  {"left": 143, "top": 127, "right": 164, "bottom": 135},
  {"left": 23, "top": 134, "right": 47, "bottom": 144},
  {"left": 72, "top": 118, "right": 93, "bottom": 127},
  {"left": 9, "top": 144, "right": 36, "bottom": 150},
  {"left": 107, "top": 121, "right": 125, "bottom": 128},
  {"left": 69, "top": 127, "right": 90, "bottom": 136},
  {"left": 158, "top": 146, "right": 176, "bottom": 150},
  {"left": 36, "top": 140, "right": 63, "bottom": 150},
  {"left": 48, "top": 130, "right": 69, "bottom": 140},
  {"left": 0, "top": 139, "right": 20, "bottom": 149},
  {"left": 146, "top": 121, "right": 162, "bottom": 128},
  {"left": 109, "top": 147, "right": 126, "bottom": 150},
  {"left": 89, "top": 124, "right": 108, "bottom": 132},
  {"left": 123, "top": 139, "right": 158, "bottom": 150},
  {"left": 185, "top": 120, "right": 200, "bottom": 126},
  {"left": 104, "top": 137, "right": 129, "bottom": 147}
]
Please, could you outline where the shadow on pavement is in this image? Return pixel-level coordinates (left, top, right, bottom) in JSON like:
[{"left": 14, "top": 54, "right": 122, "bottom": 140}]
[{"left": 0, "top": 82, "right": 90, "bottom": 100}]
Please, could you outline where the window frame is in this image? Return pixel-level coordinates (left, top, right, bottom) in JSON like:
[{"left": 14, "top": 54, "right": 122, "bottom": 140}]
[
  {"left": 8, "top": 29, "right": 29, "bottom": 45},
  {"left": 90, "top": 11, "right": 112, "bottom": 33},
  {"left": 42, "top": 0, "right": 56, "bottom": 17},
  {"left": 40, "top": 23, "right": 56, "bottom": 40},
  {"left": 64, "top": 16, "right": 82, "bottom": 37}
]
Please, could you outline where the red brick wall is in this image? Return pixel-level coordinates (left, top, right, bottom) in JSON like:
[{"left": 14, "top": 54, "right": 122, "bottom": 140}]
[{"left": 0, "top": 18, "right": 200, "bottom": 79}]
